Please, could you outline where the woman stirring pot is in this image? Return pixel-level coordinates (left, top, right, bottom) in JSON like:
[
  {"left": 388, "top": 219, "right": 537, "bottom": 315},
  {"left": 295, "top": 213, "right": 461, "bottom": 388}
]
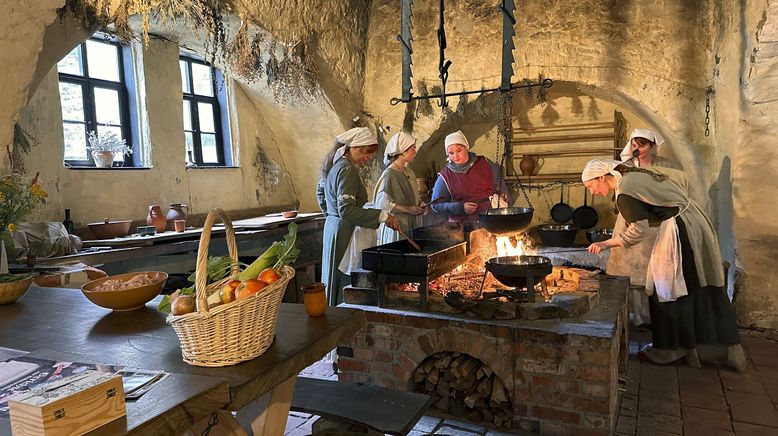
[
  {"left": 316, "top": 127, "right": 400, "bottom": 305},
  {"left": 430, "top": 130, "right": 510, "bottom": 223},
  {"left": 374, "top": 132, "right": 424, "bottom": 245}
]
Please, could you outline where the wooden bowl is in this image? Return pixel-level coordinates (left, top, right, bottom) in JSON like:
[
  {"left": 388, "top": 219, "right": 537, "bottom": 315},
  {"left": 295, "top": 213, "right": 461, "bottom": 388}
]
[
  {"left": 88, "top": 219, "right": 133, "bottom": 239},
  {"left": 0, "top": 276, "right": 34, "bottom": 304},
  {"left": 282, "top": 210, "right": 298, "bottom": 218},
  {"left": 81, "top": 271, "right": 168, "bottom": 311}
]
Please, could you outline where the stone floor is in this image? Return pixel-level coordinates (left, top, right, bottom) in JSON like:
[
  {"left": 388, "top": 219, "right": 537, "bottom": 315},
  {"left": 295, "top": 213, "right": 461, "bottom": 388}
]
[{"left": 284, "top": 328, "right": 778, "bottom": 436}]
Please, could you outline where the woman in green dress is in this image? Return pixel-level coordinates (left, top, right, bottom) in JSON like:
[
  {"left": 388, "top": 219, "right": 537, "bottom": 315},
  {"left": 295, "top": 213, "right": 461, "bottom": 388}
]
[
  {"left": 316, "top": 127, "right": 400, "bottom": 306},
  {"left": 582, "top": 159, "right": 745, "bottom": 371},
  {"left": 374, "top": 132, "right": 424, "bottom": 245}
]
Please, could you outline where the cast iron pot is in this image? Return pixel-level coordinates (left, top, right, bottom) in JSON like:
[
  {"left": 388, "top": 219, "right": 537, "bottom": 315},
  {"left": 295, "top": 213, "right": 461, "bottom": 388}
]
[
  {"left": 479, "top": 207, "right": 534, "bottom": 236},
  {"left": 586, "top": 228, "right": 613, "bottom": 243},
  {"left": 537, "top": 224, "right": 578, "bottom": 247},
  {"left": 572, "top": 189, "right": 599, "bottom": 230},
  {"left": 485, "top": 255, "right": 553, "bottom": 288}
]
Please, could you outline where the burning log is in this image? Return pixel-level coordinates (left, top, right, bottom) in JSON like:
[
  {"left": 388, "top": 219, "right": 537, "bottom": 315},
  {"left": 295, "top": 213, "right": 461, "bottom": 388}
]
[{"left": 411, "top": 352, "right": 512, "bottom": 430}]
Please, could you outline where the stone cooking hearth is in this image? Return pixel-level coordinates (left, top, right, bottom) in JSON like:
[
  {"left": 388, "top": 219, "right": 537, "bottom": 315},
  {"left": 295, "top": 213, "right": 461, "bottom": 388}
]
[{"left": 338, "top": 275, "right": 629, "bottom": 435}]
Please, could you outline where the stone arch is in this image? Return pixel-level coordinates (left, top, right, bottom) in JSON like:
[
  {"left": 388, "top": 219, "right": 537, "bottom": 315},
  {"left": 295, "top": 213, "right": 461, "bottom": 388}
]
[{"left": 394, "top": 327, "right": 517, "bottom": 397}]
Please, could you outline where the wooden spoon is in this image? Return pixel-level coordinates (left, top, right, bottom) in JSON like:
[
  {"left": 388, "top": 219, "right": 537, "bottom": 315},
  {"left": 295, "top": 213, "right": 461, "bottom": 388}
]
[{"left": 397, "top": 229, "right": 422, "bottom": 252}]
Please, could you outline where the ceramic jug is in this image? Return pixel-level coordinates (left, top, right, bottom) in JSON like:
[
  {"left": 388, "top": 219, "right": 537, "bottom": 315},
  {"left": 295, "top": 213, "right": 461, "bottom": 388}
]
[
  {"left": 147, "top": 205, "right": 166, "bottom": 233},
  {"left": 166, "top": 203, "right": 188, "bottom": 230},
  {"left": 519, "top": 155, "right": 545, "bottom": 176}
]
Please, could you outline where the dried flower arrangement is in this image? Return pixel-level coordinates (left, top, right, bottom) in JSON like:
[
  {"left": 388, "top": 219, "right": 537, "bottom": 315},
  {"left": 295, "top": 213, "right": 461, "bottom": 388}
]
[
  {"left": 87, "top": 130, "right": 132, "bottom": 155},
  {"left": 60, "top": 1, "right": 320, "bottom": 101}
]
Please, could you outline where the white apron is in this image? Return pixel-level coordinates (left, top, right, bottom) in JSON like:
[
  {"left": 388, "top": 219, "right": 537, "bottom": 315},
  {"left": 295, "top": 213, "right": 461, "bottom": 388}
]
[
  {"left": 338, "top": 203, "right": 378, "bottom": 275},
  {"left": 645, "top": 202, "right": 691, "bottom": 302}
]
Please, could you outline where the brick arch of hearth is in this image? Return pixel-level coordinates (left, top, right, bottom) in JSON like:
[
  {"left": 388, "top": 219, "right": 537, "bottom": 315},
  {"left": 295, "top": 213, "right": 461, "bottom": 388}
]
[{"left": 393, "top": 326, "right": 517, "bottom": 395}]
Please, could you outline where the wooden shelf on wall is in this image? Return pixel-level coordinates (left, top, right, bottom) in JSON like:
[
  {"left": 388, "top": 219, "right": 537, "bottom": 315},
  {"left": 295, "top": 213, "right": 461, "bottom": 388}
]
[
  {"left": 510, "top": 133, "right": 616, "bottom": 144},
  {"left": 511, "top": 148, "right": 621, "bottom": 158},
  {"left": 504, "top": 173, "right": 583, "bottom": 184}
]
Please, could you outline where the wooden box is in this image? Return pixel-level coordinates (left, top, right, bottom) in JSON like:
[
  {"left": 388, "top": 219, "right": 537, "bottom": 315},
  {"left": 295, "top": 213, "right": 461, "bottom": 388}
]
[{"left": 8, "top": 370, "right": 126, "bottom": 436}]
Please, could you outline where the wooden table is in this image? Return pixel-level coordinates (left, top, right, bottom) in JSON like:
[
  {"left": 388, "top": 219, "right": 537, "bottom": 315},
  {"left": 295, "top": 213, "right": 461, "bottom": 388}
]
[{"left": 0, "top": 286, "right": 366, "bottom": 435}]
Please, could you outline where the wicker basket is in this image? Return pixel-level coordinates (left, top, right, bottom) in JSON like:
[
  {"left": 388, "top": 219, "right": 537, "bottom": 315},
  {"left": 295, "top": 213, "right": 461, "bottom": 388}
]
[{"left": 168, "top": 208, "right": 294, "bottom": 367}]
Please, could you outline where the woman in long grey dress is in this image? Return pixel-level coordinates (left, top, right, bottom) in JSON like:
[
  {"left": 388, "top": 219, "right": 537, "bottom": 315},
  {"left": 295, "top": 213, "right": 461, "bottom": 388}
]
[
  {"left": 608, "top": 128, "right": 679, "bottom": 326},
  {"left": 583, "top": 159, "right": 745, "bottom": 371},
  {"left": 316, "top": 127, "right": 400, "bottom": 305},
  {"left": 374, "top": 132, "right": 424, "bottom": 245}
]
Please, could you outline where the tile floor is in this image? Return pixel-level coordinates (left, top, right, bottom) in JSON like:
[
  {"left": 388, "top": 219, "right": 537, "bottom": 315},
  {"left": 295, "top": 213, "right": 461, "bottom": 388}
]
[{"left": 284, "top": 328, "right": 778, "bottom": 436}]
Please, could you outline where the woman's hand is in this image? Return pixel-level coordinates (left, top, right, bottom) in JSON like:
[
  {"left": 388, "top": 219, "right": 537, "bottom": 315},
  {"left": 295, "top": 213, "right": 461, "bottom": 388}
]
[
  {"left": 463, "top": 202, "right": 479, "bottom": 214},
  {"left": 385, "top": 214, "right": 401, "bottom": 231},
  {"left": 587, "top": 238, "right": 615, "bottom": 253}
]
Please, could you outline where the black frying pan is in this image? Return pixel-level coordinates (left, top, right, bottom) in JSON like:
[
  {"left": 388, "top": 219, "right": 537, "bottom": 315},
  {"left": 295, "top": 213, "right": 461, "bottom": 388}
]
[
  {"left": 550, "top": 185, "right": 573, "bottom": 223},
  {"left": 573, "top": 188, "right": 599, "bottom": 230}
]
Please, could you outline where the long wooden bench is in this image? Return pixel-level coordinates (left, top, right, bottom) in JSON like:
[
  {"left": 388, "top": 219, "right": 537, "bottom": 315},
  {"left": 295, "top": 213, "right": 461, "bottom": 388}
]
[{"left": 290, "top": 377, "right": 433, "bottom": 435}]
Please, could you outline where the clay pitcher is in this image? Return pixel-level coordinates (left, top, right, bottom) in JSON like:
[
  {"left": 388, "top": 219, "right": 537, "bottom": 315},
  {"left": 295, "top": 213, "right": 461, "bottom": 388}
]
[
  {"left": 147, "top": 205, "right": 166, "bottom": 233},
  {"left": 519, "top": 155, "right": 544, "bottom": 176},
  {"left": 166, "top": 203, "right": 188, "bottom": 230}
]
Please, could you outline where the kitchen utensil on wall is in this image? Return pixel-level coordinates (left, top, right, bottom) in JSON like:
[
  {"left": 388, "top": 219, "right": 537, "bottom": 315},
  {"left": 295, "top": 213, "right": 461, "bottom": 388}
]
[
  {"left": 147, "top": 205, "right": 166, "bottom": 233},
  {"left": 519, "top": 155, "right": 545, "bottom": 176},
  {"left": 550, "top": 185, "right": 573, "bottom": 224},
  {"left": 572, "top": 188, "right": 599, "bottom": 230}
]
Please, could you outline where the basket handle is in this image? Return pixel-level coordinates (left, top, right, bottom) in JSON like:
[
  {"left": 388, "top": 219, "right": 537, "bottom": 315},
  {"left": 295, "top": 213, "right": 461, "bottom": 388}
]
[{"left": 195, "top": 208, "right": 238, "bottom": 314}]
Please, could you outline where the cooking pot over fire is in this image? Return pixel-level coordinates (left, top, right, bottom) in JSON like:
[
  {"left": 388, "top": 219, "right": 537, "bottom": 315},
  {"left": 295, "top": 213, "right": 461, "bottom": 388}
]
[
  {"left": 479, "top": 207, "right": 534, "bottom": 236},
  {"left": 485, "top": 255, "right": 552, "bottom": 288}
]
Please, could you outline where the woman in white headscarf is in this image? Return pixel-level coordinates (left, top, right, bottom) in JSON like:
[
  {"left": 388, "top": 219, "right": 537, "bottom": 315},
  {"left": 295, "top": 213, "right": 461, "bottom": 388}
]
[
  {"left": 429, "top": 130, "right": 510, "bottom": 223},
  {"left": 582, "top": 159, "right": 745, "bottom": 371},
  {"left": 374, "top": 132, "right": 424, "bottom": 245},
  {"left": 609, "top": 128, "right": 680, "bottom": 326},
  {"left": 317, "top": 127, "right": 400, "bottom": 305}
]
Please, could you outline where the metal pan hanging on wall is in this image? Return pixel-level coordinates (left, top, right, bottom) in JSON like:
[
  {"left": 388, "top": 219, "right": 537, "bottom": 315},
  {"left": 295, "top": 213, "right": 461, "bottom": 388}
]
[
  {"left": 550, "top": 185, "right": 573, "bottom": 224},
  {"left": 572, "top": 188, "right": 599, "bottom": 230}
]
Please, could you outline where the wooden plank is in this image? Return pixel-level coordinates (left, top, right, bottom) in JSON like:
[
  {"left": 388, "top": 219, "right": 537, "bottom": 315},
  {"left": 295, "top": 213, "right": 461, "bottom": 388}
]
[
  {"left": 510, "top": 133, "right": 615, "bottom": 144},
  {"left": 512, "top": 121, "right": 614, "bottom": 132},
  {"left": 231, "top": 213, "right": 322, "bottom": 229},
  {"left": 290, "top": 378, "right": 433, "bottom": 436},
  {"left": 511, "top": 148, "right": 621, "bottom": 157},
  {"left": 81, "top": 227, "right": 227, "bottom": 248},
  {"left": 246, "top": 376, "right": 296, "bottom": 436}
]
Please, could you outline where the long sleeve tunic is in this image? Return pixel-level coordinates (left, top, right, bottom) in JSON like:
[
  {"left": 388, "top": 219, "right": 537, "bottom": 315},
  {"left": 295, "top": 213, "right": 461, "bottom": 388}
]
[{"left": 319, "top": 157, "right": 382, "bottom": 305}]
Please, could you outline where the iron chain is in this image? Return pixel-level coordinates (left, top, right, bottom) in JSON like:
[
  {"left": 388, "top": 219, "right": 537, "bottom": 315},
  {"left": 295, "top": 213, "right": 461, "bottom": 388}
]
[{"left": 704, "top": 87, "right": 713, "bottom": 137}]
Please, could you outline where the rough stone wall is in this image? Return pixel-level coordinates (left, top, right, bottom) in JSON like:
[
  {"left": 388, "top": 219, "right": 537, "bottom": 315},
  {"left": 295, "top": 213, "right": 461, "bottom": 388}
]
[
  {"left": 729, "top": 0, "right": 778, "bottom": 328},
  {"left": 0, "top": 0, "right": 66, "bottom": 168}
]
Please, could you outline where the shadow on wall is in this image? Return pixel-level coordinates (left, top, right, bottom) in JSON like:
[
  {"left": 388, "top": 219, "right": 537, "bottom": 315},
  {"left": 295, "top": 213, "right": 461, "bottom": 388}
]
[{"left": 714, "top": 156, "right": 735, "bottom": 299}]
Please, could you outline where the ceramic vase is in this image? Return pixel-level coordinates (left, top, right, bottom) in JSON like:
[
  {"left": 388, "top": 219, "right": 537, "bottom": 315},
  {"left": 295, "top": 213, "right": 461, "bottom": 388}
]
[
  {"left": 147, "top": 205, "right": 166, "bottom": 233},
  {"left": 166, "top": 203, "right": 188, "bottom": 229}
]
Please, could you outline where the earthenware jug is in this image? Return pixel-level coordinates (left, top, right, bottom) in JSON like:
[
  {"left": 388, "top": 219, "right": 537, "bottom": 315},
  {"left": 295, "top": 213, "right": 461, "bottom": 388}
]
[
  {"left": 166, "top": 203, "right": 188, "bottom": 230},
  {"left": 519, "top": 155, "right": 545, "bottom": 176},
  {"left": 147, "top": 205, "right": 166, "bottom": 233}
]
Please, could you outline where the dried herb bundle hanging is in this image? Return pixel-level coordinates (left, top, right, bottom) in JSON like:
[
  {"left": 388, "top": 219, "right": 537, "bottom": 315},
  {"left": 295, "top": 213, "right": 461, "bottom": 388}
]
[
  {"left": 416, "top": 80, "right": 434, "bottom": 118},
  {"left": 403, "top": 100, "right": 417, "bottom": 133}
]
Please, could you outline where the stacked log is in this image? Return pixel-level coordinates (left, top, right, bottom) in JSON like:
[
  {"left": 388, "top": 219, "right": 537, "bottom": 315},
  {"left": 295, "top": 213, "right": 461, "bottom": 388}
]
[{"left": 411, "top": 352, "right": 512, "bottom": 429}]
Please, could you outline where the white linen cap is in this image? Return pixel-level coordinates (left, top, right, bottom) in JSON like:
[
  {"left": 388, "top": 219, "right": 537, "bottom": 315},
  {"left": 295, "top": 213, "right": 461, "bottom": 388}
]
[
  {"left": 383, "top": 132, "right": 416, "bottom": 166},
  {"left": 582, "top": 159, "right": 622, "bottom": 182},
  {"left": 332, "top": 127, "right": 378, "bottom": 163},
  {"left": 620, "top": 128, "right": 665, "bottom": 161},
  {"left": 444, "top": 130, "right": 470, "bottom": 151}
]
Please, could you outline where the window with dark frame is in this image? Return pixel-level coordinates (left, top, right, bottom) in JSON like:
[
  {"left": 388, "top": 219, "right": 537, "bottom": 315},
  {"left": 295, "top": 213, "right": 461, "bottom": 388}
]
[
  {"left": 57, "top": 36, "right": 134, "bottom": 167},
  {"left": 179, "top": 56, "right": 227, "bottom": 166}
]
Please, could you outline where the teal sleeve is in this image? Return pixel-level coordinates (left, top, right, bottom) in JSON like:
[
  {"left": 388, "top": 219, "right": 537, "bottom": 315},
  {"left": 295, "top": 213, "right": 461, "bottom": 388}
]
[{"left": 335, "top": 165, "right": 382, "bottom": 229}]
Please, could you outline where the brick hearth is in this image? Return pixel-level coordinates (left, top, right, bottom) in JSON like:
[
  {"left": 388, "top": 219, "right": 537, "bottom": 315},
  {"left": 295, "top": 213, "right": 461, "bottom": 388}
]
[{"left": 338, "top": 275, "right": 629, "bottom": 435}]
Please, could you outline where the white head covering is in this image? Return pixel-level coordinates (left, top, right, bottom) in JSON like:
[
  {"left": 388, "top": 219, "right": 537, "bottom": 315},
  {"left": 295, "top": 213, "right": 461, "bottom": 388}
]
[
  {"left": 620, "top": 128, "right": 665, "bottom": 161},
  {"left": 383, "top": 132, "right": 416, "bottom": 166},
  {"left": 332, "top": 127, "right": 378, "bottom": 164},
  {"left": 582, "top": 159, "right": 623, "bottom": 182},
  {"left": 444, "top": 130, "right": 470, "bottom": 151}
]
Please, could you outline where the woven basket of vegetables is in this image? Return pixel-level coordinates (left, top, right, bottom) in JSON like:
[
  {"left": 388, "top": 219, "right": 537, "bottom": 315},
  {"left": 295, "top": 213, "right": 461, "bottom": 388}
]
[{"left": 166, "top": 208, "right": 297, "bottom": 367}]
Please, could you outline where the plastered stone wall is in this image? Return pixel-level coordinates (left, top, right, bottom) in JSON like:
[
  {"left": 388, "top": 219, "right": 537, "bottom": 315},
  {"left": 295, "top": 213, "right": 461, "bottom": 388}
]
[{"left": 728, "top": 0, "right": 778, "bottom": 328}]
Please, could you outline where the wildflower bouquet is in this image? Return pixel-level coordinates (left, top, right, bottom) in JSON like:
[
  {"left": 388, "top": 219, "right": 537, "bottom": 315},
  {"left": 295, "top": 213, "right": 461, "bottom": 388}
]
[{"left": 0, "top": 172, "right": 46, "bottom": 274}]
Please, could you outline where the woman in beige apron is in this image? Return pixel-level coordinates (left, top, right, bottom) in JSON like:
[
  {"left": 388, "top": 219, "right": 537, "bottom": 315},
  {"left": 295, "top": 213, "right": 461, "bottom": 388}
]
[
  {"left": 374, "top": 132, "right": 424, "bottom": 245},
  {"left": 583, "top": 159, "right": 745, "bottom": 372}
]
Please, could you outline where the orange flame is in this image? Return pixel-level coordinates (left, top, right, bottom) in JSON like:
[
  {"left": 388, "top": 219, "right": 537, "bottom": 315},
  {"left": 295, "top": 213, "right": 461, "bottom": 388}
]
[{"left": 495, "top": 236, "right": 526, "bottom": 257}]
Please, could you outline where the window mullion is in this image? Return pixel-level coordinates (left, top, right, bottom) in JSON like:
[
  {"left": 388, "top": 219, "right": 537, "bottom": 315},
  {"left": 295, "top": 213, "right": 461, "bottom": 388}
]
[{"left": 190, "top": 97, "right": 204, "bottom": 166}]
